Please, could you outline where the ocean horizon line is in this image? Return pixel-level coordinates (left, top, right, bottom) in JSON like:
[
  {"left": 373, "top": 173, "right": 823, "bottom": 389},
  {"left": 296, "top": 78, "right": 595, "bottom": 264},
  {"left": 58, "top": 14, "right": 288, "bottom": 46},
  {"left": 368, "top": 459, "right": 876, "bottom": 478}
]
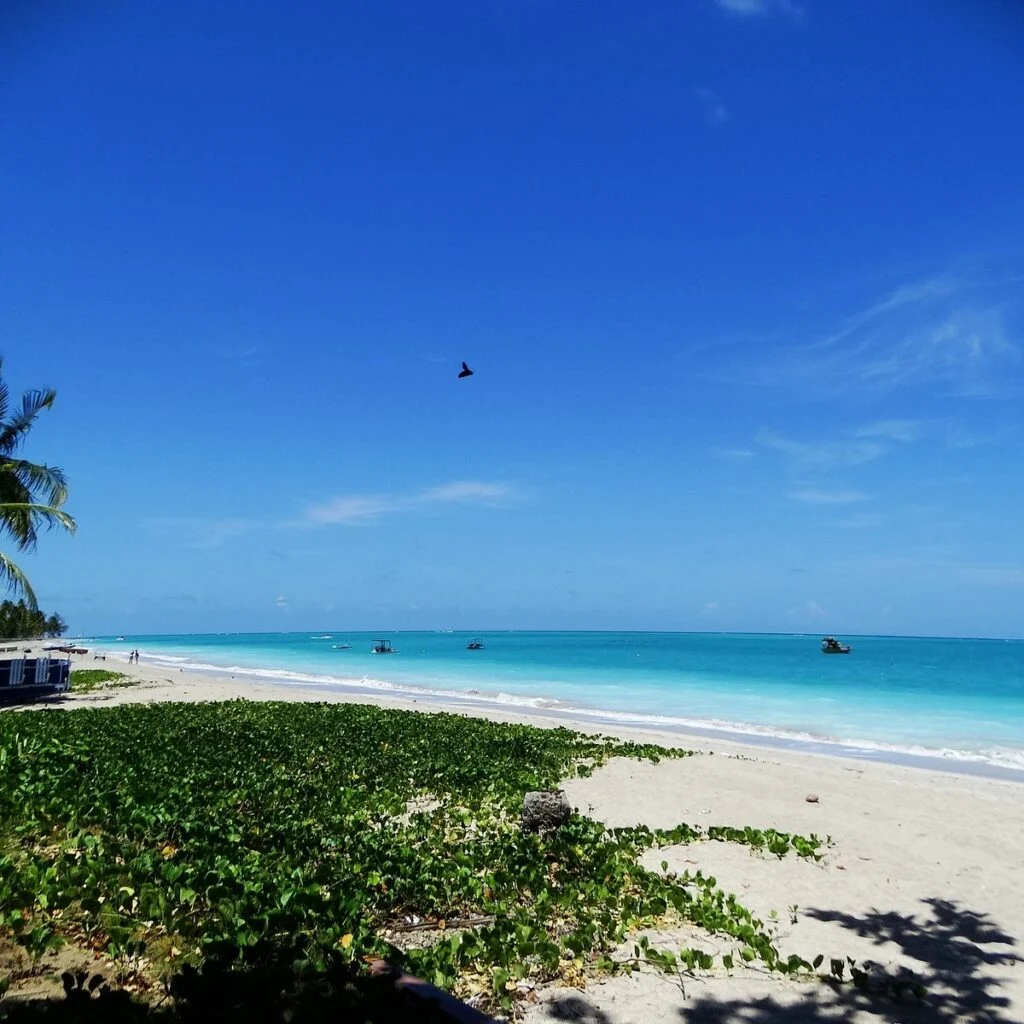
[{"left": 79, "top": 627, "right": 1024, "bottom": 644}]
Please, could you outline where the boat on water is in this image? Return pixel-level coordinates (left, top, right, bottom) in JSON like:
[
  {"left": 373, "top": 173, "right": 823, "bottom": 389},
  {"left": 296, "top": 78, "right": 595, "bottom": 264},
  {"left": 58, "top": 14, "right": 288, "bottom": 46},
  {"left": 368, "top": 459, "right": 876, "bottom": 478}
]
[
  {"left": 332, "top": 643, "right": 352, "bottom": 650},
  {"left": 466, "top": 638, "right": 485, "bottom": 650},
  {"left": 821, "top": 636, "right": 852, "bottom": 654},
  {"left": 371, "top": 639, "right": 396, "bottom": 655}
]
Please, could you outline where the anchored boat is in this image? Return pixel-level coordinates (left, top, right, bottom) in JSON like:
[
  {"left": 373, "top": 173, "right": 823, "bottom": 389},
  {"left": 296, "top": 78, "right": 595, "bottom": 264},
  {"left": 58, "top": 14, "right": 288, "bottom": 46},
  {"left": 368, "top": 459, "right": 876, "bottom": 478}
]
[
  {"left": 821, "top": 636, "right": 852, "bottom": 654},
  {"left": 371, "top": 639, "right": 396, "bottom": 655},
  {"left": 466, "top": 638, "right": 485, "bottom": 650}
]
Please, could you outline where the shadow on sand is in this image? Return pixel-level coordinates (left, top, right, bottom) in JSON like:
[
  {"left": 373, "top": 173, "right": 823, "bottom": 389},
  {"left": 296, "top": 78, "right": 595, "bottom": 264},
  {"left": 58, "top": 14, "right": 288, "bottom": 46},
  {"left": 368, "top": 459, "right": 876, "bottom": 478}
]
[
  {"left": 680, "top": 897, "right": 1021, "bottom": 1023},
  {"left": 540, "top": 897, "right": 1021, "bottom": 1024}
]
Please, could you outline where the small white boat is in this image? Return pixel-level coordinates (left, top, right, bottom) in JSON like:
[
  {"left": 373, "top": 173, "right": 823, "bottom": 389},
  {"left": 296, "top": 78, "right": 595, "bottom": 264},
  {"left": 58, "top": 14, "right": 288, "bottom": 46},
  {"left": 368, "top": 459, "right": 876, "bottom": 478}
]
[{"left": 332, "top": 643, "right": 352, "bottom": 650}]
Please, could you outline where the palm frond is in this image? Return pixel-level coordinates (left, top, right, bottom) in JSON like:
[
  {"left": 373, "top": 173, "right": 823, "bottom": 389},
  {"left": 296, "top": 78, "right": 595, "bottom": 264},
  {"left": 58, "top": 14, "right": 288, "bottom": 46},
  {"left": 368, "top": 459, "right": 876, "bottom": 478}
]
[
  {"left": 0, "top": 503, "right": 36, "bottom": 549},
  {"left": 0, "top": 388, "right": 57, "bottom": 455},
  {"left": 0, "top": 502, "right": 77, "bottom": 551},
  {"left": 1, "top": 459, "right": 69, "bottom": 507},
  {"left": 0, "top": 551, "right": 37, "bottom": 609}
]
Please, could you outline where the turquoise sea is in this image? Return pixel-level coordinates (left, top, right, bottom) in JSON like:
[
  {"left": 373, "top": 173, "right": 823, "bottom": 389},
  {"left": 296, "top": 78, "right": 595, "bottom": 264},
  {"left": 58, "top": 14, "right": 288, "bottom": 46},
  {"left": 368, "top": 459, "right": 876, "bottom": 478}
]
[{"left": 90, "top": 631, "right": 1024, "bottom": 777}]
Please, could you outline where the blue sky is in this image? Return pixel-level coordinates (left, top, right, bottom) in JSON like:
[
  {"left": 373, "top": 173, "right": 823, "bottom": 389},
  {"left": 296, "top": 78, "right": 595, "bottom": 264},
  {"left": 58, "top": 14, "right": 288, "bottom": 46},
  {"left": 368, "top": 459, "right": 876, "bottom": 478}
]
[{"left": 4, "top": 0, "right": 1024, "bottom": 637}]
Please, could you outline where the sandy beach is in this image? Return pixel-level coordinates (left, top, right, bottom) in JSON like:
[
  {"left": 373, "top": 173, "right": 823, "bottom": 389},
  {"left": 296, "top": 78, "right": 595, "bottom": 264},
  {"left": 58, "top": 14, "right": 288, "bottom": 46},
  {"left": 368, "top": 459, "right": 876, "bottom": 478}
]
[{"left": 10, "top": 647, "right": 1024, "bottom": 1022}]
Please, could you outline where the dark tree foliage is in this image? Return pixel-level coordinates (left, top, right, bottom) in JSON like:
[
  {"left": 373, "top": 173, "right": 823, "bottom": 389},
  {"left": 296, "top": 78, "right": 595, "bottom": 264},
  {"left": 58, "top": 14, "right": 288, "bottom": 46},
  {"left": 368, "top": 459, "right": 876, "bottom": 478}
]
[{"left": 0, "top": 599, "right": 66, "bottom": 639}]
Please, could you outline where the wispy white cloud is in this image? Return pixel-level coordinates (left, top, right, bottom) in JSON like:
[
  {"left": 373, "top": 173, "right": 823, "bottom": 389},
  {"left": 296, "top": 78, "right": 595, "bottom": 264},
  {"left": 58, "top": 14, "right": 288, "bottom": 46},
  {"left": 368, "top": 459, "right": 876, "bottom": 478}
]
[
  {"left": 304, "top": 480, "right": 522, "bottom": 526},
  {"left": 790, "top": 489, "right": 870, "bottom": 505},
  {"left": 715, "top": 0, "right": 801, "bottom": 19},
  {"left": 146, "top": 480, "right": 523, "bottom": 545},
  {"left": 694, "top": 88, "right": 729, "bottom": 125},
  {"left": 850, "top": 307, "right": 1017, "bottom": 396},
  {"left": 815, "top": 275, "right": 960, "bottom": 350},
  {"left": 727, "top": 266, "right": 1022, "bottom": 398},
  {"left": 416, "top": 481, "right": 514, "bottom": 503},
  {"left": 304, "top": 494, "right": 397, "bottom": 525},
  {"left": 852, "top": 419, "right": 926, "bottom": 443},
  {"left": 758, "top": 415, "right": 927, "bottom": 474},
  {"left": 757, "top": 429, "right": 887, "bottom": 470}
]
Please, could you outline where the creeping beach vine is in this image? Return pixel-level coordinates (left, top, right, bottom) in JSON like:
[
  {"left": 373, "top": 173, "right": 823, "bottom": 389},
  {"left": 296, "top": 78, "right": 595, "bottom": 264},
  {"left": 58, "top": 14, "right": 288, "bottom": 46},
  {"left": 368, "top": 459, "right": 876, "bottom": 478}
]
[{"left": 0, "top": 702, "right": 845, "bottom": 1015}]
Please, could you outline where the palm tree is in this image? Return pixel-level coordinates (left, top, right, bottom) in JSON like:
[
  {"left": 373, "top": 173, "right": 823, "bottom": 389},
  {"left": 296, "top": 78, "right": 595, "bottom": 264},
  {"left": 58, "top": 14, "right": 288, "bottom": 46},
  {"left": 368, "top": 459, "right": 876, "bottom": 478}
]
[
  {"left": 45, "top": 612, "right": 67, "bottom": 638},
  {"left": 0, "top": 358, "right": 76, "bottom": 607}
]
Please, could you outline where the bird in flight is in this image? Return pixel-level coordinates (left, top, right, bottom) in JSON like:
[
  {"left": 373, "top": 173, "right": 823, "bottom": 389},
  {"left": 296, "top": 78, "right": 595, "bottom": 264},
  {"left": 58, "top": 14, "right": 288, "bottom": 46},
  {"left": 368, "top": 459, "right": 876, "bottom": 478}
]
[{"left": 458, "top": 361, "right": 474, "bottom": 379}]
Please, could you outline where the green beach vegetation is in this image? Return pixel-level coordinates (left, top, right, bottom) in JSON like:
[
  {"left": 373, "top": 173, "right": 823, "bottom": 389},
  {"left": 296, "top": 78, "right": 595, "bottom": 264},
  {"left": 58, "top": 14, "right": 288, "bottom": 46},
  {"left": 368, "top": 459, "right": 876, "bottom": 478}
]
[
  {"left": 67, "top": 669, "right": 136, "bottom": 694},
  {"left": 0, "top": 701, "right": 832, "bottom": 1016},
  {"left": 0, "top": 359, "right": 76, "bottom": 609}
]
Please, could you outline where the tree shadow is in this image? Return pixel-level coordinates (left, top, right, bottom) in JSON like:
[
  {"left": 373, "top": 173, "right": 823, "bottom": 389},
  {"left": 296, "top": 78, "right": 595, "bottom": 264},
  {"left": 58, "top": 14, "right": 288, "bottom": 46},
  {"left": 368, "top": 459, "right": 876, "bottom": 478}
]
[
  {"left": 542, "top": 994, "right": 615, "bottom": 1022},
  {"left": 677, "top": 897, "right": 1021, "bottom": 1023},
  {"left": 0, "top": 945, "right": 492, "bottom": 1023}
]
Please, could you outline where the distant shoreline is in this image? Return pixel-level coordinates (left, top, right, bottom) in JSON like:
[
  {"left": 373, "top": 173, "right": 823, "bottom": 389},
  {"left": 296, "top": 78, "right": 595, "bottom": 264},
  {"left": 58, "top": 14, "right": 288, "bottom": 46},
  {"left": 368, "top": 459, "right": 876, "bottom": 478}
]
[{"left": 52, "top": 640, "right": 1024, "bottom": 783}]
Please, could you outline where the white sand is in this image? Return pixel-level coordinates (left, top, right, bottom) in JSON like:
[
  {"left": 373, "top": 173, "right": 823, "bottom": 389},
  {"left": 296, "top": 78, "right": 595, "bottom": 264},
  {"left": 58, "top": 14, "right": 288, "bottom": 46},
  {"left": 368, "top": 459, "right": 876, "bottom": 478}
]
[{"left": 14, "top": 648, "right": 1024, "bottom": 1022}]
